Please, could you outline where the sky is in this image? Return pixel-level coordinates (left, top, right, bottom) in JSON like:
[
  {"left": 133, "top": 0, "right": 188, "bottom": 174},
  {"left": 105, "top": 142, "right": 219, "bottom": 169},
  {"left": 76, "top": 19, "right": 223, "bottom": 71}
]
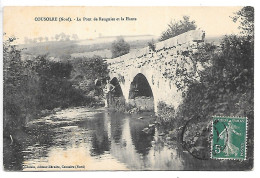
[{"left": 3, "top": 6, "right": 242, "bottom": 43}]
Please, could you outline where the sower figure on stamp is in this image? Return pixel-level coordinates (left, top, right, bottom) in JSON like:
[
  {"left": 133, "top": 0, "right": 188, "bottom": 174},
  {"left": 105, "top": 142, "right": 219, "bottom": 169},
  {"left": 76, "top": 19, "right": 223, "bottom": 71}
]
[
  {"left": 103, "top": 78, "right": 115, "bottom": 108},
  {"left": 219, "top": 121, "right": 241, "bottom": 156}
]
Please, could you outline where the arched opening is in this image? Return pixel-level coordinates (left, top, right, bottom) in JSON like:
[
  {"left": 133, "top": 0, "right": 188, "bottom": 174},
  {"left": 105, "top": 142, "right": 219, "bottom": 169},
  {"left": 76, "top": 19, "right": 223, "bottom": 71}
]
[{"left": 128, "top": 73, "right": 154, "bottom": 111}]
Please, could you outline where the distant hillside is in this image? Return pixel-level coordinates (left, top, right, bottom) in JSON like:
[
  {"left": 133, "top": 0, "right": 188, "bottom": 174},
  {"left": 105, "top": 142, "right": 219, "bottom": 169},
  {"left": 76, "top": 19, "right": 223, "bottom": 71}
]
[
  {"left": 19, "top": 34, "right": 223, "bottom": 61},
  {"left": 19, "top": 35, "right": 156, "bottom": 60}
]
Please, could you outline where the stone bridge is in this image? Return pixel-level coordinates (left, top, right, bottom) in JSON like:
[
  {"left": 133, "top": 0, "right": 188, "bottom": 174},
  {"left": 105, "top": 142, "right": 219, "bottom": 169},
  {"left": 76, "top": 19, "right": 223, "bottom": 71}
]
[{"left": 106, "top": 30, "right": 205, "bottom": 113}]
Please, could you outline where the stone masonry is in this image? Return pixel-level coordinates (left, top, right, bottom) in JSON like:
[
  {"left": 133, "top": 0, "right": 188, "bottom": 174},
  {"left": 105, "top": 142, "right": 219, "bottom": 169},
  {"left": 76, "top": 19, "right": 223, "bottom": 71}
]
[{"left": 107, "top": 30, "right": 205, "bottom": 113}]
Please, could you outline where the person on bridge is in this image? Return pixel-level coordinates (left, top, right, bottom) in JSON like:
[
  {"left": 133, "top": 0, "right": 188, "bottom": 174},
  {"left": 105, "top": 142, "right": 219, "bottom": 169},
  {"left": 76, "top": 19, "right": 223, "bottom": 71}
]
[{"left": 103, "top": 78, "right": 115, "bottom": 108}]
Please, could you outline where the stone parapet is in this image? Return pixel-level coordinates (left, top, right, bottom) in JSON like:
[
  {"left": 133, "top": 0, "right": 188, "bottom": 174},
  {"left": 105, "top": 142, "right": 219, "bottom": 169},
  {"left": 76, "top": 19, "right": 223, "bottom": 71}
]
[{"left": 107, "top": 30, "right": 205, "bottom": 65}]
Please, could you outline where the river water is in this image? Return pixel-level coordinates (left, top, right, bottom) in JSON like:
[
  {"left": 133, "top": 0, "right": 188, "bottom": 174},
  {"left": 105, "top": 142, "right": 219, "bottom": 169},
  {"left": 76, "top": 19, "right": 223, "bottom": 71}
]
[{"left": 3, "top": 107, "right": 247, "bottom": 171}]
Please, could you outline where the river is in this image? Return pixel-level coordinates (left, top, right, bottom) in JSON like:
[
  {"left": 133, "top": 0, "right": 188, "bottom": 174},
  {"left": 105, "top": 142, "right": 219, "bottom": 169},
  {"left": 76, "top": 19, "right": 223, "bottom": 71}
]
[{"left": 3, "top": 107, "right": 248, "bottom": 171}]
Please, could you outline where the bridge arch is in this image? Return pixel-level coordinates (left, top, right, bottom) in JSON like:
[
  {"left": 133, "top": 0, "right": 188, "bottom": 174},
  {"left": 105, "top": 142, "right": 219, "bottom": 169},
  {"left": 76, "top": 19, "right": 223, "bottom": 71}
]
[{"left": 128, "top": 73, "right": 155, "bottom": 112}]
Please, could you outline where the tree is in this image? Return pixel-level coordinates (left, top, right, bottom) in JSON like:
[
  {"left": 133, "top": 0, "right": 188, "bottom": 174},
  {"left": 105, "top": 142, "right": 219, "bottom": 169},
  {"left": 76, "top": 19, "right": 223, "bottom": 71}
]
[
  {"left": 111, "top": 37, "right": 130, "bottom": 58},
  {"left": 65, "top": 35, "right": 70, "bottom": 41},
  {"left": 3, "top": 36, "right": 39, "bottom": 134},
  {"left": 231, "top": 6, "right": 254, "bottom": 36},
  {"left": 59, "top": 32, "right": 66, "bottom": 41},
  {"left": 33, "top": 38, "right": 38, "bottom": 43},
  {"left": 38, "top": 37, "right": 43, "bottom": 42},
  {"left": 159, "top": 16, "right": 197, "bottom": 41},
  {"left": 72, "top": 34, "right": 79, "bottom": 41},
  {"left": 55, "top": 34, "right": 60, "bottom": 41},
  {"left": 176, "top": 7, "right": 254, "bottom": 161},
  {"left": 178, "top": 7, "right": 254, "bottom": 122}
]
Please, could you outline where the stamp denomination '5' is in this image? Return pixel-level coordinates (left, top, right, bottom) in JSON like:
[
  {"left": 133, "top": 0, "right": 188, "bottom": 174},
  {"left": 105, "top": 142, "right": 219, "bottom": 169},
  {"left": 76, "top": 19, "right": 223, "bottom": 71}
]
[{"left": 212, "top": 116, "right": 247, "bottom": 160}]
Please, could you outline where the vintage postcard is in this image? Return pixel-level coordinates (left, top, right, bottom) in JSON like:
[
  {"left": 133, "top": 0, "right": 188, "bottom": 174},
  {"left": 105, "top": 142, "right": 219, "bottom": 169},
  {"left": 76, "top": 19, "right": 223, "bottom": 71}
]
[{"left": 3, "top": 6, "right": 254, "bottom": 171}]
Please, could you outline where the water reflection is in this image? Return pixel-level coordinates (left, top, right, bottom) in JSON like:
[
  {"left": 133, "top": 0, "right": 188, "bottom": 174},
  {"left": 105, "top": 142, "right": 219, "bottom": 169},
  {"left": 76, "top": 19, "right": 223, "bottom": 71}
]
[
  {"left": 110, "top": 113, "right": 123, "bottom": 144},
  {"left": 130, "top": 118, "right": 154, "bottom": 156},
  {"left": 5, "top": 107, "right": 186, "bottom": 171},
  {"left": 88, "top": 109, "right": 184, "bottom": 170},
  {"left": 88, "top": 113, "right": 111, "bottom": 156}
]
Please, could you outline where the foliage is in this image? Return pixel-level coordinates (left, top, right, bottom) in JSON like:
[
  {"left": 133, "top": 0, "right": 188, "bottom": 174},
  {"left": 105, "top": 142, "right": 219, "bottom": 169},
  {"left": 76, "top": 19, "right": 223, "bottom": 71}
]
[
  {"left": 111, "top": 97, "right": 126, "bottom": 113},
  {"left": 24, "top": 33, "right": 79, "bottom": 44},
  {"left": 179, "top": 34, "right": 253, "bottom": 121},
  {"left": 157, "top": 7, "right": 254, "bottom": 161},
  {"left": 34, "top": 56, "right": 88, "bottom": 109},
  {"left": 231, "top": 6, "right": 254, "bottom": 36},
  {"left": 157, "top": 102, "right": 176, "bottom": 122},
  {"left": 3, "top": 37, "right": 40, "bottom": 134},
  {"left": 72, "top": 56, "right": 108, "bottom": 80},
  {"left": 148, "top": 39, "right": 156, "bottom": 52},
  {"left": 159, "top": 16, "right": 197, "bottom": 42},
  {"left": 71, "top": 56, "right": 109, "bottom": 96},
  {"left": 111, "top": 37, "right": 130, "bottom": 58},
  {"left": 178, "top": 35, "right": 253, "bottom": 160},
  {"left": 3, "top": 37, "right": 96, "bottom": 136}
]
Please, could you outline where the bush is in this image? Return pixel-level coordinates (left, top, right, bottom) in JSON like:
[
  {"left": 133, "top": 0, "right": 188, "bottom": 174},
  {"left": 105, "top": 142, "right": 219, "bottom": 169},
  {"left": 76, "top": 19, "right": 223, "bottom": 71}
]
[
  {"left": 148, "top": 40, "right": 156, "bottom": 52},
  {"left": 111, "top": 37, "right": 130, "bottom": 58},
  {"left": 157, "top": 102, "right": 175, "bottom": 121},
  {"left": 179, "top": 35, "right": 253, "bottom": 120},
  {"left": 71, "top": 56, "right": 109, "bottom": 97},
  {"left": 159, "top": 16, "right": 197, "bottom": 41}
]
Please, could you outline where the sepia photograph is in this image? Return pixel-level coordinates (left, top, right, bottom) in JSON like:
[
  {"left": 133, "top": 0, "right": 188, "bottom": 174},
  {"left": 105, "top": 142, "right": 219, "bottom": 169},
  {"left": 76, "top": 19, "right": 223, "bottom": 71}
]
[{"left": 2, "top": 6, "right": 254, "bottom": 171}]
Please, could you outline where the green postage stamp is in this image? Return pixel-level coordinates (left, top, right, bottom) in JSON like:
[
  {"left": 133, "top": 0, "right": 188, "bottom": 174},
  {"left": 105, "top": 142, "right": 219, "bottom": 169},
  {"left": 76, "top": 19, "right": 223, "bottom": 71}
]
[{"left": 211, "top": 116, "right": 247, "bottom": 160}]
